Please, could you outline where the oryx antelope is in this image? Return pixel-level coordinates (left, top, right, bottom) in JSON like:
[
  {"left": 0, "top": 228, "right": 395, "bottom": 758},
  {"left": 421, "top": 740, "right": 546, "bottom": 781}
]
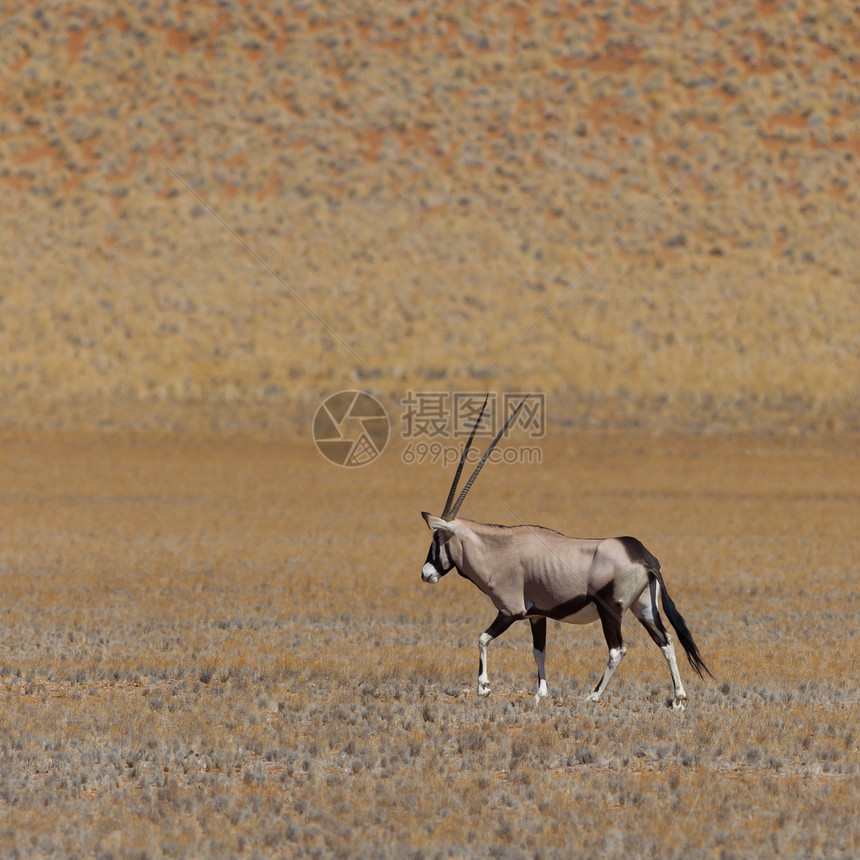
[{"left": 420, "top": 395, "right": 711, "bottom": 709}]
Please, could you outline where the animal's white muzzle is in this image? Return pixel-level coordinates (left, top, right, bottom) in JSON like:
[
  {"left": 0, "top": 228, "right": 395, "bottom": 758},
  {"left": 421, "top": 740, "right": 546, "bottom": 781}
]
[{"left": 422, "top": 563, "right": 440, "bottom": 583}]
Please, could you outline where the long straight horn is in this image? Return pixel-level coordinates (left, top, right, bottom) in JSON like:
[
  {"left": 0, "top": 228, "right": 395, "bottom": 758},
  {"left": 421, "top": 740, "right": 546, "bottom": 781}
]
[
  {"left": 447, "top": 394, "right": 529, "bottom": 519},
  {"left": 441, "top": 394, "right": 488, "bottom": 520}
]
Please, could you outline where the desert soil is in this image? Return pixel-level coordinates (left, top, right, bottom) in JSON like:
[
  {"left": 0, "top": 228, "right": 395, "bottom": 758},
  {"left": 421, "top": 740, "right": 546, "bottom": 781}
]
[{"left": 0, "top": 431, "right": 857, "bottom": 858}]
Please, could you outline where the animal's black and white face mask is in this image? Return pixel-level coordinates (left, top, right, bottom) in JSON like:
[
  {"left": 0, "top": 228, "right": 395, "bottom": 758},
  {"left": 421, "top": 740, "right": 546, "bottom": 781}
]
[{"left": 421, "top": 513, "right": 455, "bottom": 583}]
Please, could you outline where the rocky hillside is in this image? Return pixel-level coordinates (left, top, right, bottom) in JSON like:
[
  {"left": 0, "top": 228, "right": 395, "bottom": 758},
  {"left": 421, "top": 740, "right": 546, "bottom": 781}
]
[{"left": 1, "top": 1, "right": 858, "bottom": 433}]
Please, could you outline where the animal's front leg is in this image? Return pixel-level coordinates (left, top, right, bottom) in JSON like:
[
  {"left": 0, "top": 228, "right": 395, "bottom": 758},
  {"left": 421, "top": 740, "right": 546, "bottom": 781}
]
[
  {"left": 529, "top": 617, "right": 548, "bottom": 702},
  {"left": 477, "top": 611, "right": 518, "bottom": 697}
]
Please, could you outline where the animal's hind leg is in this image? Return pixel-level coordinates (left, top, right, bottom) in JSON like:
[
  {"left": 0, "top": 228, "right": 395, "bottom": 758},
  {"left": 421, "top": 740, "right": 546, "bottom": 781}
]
[
  {"left": 477, "top": 611, "right": 518, "bottom": 697},
  {"left": 587, "top": 599, "right": 627, "bottom": 702},
  {"left": 529, "top": 617, "right": 548, "bottom": 702},
  {"left": 633, "top": 579, "right": 686, "bottom": 710}
]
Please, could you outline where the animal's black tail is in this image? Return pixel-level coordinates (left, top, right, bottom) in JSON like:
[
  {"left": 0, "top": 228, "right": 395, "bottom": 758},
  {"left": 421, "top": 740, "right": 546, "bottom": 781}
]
[{"left": 652, "top": 567, "right": 713, "bottom": 680}]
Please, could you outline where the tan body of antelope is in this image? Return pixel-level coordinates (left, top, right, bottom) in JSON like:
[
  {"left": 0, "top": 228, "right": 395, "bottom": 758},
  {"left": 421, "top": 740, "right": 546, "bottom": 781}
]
[{"left": 420, "top": 396, "right": 711, "bottom": 709}]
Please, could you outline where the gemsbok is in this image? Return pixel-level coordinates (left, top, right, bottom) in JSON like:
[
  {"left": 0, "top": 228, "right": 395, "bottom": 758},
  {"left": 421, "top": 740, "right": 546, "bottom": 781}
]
[{"left": 420, "top": 395, "right": 711, "bottom": 709}]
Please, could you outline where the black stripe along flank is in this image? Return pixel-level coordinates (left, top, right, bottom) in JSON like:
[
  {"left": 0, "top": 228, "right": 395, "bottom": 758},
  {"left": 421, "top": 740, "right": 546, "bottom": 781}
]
[{"left": 527, "top": 593, "right": 593, "bottom": 622}]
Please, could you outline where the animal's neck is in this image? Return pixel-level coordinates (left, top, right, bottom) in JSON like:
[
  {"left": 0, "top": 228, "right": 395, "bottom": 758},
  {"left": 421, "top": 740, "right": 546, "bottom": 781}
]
[{"left": 448, "top": 522, "right": 495, "bottom": 593}]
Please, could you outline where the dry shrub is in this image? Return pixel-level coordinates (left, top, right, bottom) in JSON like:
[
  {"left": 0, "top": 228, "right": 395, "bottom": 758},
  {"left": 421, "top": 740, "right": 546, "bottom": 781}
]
[{"left": 1, "top": 2, "right": 860, "bottom": 435}]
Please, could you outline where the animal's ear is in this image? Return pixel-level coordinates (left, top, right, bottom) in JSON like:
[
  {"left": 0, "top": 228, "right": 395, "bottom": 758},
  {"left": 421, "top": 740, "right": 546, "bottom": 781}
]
[{"left": 422, "top": 512, "right": 454, "bottom": 533}]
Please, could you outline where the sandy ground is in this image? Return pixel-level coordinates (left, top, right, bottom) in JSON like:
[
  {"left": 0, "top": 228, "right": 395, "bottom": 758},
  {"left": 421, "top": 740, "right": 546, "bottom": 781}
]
[{"left": 0, "top": 430, "right": 856, "bottom": 857}]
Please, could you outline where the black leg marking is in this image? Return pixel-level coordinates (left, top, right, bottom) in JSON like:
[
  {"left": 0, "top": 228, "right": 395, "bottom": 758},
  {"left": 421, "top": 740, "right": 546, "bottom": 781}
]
[
  {"left": 529, "top": 616, "right": 547, "bottom": 653},
  {"left": 596, "top": 598, "right": 624, "bottom": 654},
  {"left": 485, "top": 610, "right": 519, "bottom": 639},
  {"left": 529, "top": 617, "right": 548, "bottom": 700}
]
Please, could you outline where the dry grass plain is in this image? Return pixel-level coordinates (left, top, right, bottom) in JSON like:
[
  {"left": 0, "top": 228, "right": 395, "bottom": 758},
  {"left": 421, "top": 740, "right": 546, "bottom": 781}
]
[
  {"left": 2, "top": 2, "right": 860, "bottom": 855},
  {"left": 0, "top": 431, "right": 857, "bottom": 858}
]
